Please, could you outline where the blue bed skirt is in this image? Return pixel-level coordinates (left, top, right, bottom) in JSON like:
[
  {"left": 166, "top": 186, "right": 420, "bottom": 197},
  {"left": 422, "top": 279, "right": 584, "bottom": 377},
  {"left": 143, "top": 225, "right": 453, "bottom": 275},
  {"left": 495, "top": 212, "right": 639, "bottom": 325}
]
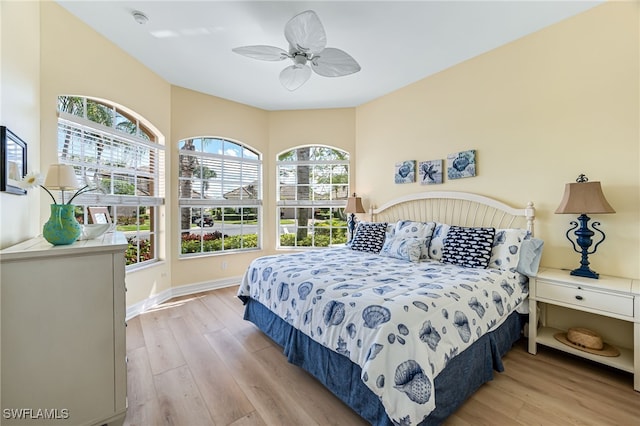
[{"left": 243, "top": 298, "right": 523, "bottom": 425}]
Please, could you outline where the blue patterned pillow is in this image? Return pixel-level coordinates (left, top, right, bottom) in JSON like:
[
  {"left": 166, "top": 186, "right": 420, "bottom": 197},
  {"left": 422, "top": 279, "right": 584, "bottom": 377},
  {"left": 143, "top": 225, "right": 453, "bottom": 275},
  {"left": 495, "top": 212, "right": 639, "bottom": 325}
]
[
  {"left": 428, "top": 222, "right": 451, "bottom": 260},
  {"left": 380, "top": 236, "right": 425, "bottom": 262},
  {"left": 385, "top": 222, "right": 397, "bottom": 241},
  {"left": 489, "top": 228, "right": 529, "bottom": 271},
  {"left": 394, "top": 220, "right": 435, "bottom": 261},
  {"left": 441, "top": 226, "right": 496, "bottom": 268},
  {"left": 351, "top": 222, "right": 388, "bottom": 253}
]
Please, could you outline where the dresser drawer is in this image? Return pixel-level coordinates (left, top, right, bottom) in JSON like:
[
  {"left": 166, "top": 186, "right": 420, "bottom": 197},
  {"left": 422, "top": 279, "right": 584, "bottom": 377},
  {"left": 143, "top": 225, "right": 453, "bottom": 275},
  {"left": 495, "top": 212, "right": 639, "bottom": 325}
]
[{"left": 536, "top": 280, "right": 634, "bottom": 318}]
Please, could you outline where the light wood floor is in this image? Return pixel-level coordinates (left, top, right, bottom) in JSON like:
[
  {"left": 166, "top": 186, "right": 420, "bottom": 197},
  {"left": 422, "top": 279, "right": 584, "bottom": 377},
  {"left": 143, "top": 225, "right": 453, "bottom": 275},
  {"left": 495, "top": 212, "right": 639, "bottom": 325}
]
[{"left": 123, "top": 286, "right": 640, "bottom": 426}]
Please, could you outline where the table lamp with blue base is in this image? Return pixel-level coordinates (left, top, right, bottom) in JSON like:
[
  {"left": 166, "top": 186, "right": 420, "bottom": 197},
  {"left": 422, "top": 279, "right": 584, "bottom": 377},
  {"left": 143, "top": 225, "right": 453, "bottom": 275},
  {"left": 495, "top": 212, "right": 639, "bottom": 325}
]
[
  {"left": 555, "top": 174, "right": 615, "bottom": 279},
  {"left": 345, "top": 193, "right": 365, "bottom": 243}
]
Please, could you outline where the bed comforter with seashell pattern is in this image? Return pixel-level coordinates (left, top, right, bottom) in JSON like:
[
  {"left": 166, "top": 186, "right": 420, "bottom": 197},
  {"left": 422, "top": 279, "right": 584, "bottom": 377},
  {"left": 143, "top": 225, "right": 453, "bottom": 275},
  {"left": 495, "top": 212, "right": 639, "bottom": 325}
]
[{"left": 238, "top": 247, "right": 527, "bottom": 424}]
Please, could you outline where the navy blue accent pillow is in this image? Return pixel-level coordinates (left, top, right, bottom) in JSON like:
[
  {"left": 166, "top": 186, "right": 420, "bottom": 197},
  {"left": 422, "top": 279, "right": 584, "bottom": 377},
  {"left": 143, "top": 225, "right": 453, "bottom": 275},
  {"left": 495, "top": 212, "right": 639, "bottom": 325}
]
[
  {"left": 351, "top": 222, "right": 388, "bottom": 253},
  {"left": 441, "top": 226, "right": 496, "bottom": 268}
]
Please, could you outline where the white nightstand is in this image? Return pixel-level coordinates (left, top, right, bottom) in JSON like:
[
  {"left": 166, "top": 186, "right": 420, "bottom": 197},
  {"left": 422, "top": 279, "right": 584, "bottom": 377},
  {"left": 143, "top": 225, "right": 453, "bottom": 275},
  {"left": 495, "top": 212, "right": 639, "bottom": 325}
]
[{"left": 527, "top": 267, "right": 640, "bottom": 392}]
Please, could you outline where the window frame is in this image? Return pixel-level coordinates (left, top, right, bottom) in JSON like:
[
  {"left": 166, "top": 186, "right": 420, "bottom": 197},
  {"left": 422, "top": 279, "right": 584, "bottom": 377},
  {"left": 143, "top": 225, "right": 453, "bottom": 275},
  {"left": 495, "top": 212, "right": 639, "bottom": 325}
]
[
  {"left": 276, "top": 145, "right": 350, "bottom": 249},
  {"left": 56, "top": 96, "right": 164, "bottom": 270},
  {"left": 178, "top": 136, "right": 263, "bottom": 258}
]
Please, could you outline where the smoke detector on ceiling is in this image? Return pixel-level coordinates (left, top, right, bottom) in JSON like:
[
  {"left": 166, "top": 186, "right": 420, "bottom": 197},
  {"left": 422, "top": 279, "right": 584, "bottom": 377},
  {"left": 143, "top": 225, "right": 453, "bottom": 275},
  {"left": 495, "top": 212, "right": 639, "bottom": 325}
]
[{"left": 132, "top": 11, "right": 149, "bottom": 25}]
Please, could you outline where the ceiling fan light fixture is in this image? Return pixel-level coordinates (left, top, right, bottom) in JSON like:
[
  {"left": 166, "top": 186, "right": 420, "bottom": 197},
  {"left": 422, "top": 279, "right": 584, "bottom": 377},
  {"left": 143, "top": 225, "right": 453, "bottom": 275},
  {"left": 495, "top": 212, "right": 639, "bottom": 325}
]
[{"left": 292, "top": 54, "right": 308, "bottom": 66}]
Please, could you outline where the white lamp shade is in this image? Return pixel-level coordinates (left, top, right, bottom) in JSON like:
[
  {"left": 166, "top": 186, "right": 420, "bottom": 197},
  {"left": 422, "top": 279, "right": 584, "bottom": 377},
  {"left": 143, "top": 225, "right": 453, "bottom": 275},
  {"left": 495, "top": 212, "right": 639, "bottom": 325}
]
[{"left": 44, "top": 164, "right": 78, "bottom": 190}]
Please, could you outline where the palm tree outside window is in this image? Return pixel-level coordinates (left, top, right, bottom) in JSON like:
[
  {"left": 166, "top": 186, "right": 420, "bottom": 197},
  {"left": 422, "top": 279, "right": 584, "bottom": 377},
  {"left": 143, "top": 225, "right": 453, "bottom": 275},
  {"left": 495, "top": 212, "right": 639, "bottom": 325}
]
[
  {"left": 178, "top": 137, "right": 262, "bottom": 256},
  {"left": 277, "top": 146, "right": 350, "bottom": 248}
]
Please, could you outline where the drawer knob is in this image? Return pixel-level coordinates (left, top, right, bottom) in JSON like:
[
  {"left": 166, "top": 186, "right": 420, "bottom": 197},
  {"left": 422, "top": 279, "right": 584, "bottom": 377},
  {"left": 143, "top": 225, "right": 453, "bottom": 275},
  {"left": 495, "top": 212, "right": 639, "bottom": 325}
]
[{"left": 575, "top": 295, "right": 583, "bottom": 301}]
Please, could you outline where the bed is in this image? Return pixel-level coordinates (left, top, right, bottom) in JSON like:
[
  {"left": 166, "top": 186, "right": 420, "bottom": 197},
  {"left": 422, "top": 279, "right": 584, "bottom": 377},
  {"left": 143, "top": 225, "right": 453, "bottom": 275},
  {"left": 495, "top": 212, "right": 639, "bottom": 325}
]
[{"left": 238, "top": 191, "right": 539, "bottom": 425}]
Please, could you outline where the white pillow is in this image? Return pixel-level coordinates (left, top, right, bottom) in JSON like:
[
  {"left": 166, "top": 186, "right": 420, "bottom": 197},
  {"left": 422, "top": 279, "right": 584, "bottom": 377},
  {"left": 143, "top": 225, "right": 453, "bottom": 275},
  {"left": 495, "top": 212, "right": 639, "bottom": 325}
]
[
  {"left": 428, "top": 222, "right": 450, "bottom": 261},
  {"left": 380, "top": 236, "right": 425, "bottom": 263},
  {"left": 385, "top": 222, "right": 397, "bottom": 241},
  {"left": 488, "top": 228, "right": 529, "bottom": 271},
  {"left": 393, "top": 220, "right": 435, "bottom": 261},
  {"left": 517, "top": 238, "right": 544, "bottom": 276}
]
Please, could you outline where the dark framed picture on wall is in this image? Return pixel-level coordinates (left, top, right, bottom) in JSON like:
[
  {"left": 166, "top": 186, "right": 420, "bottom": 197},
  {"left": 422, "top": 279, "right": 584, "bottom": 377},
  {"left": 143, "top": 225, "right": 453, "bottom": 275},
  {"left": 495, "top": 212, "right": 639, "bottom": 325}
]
[{"left": 1, "top": 126, "right": 27, "bottom": 195}]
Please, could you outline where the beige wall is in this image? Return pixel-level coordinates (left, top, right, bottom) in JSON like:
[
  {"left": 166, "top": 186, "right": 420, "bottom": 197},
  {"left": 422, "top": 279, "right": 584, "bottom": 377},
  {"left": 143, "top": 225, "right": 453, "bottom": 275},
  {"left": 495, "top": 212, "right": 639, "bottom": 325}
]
[
  {"left": 356, "top": 1, "right": 639, "bottom": 278},
  {"left": 1, "top": 1, "right": 637, "bottom": 313},
  {"left": 0, "top": 0, "right": 41, "bottom": 410},
  {"left": 0, "top": 1, "right": 41, "bottom": 248}
]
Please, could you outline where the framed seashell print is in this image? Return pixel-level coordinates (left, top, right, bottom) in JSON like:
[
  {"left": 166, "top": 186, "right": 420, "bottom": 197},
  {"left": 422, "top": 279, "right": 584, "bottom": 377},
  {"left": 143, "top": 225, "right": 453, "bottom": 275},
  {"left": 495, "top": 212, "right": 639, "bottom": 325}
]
[
  {"left": 418, "top": 159, "right": 443, "bottom": 184},
  {"left": 447, "top": 149, "right": 476, "bottom": 179},
  {"left": 394, "top": 160, "right": 415, "bottom": 184}
]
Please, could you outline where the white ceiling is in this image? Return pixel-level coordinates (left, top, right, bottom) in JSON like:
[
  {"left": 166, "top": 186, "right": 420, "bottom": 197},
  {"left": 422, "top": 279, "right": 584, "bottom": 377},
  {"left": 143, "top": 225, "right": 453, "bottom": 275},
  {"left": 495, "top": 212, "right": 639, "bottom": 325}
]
[{"left": 56, "top": 1, "right": 602, "bottom": 111}]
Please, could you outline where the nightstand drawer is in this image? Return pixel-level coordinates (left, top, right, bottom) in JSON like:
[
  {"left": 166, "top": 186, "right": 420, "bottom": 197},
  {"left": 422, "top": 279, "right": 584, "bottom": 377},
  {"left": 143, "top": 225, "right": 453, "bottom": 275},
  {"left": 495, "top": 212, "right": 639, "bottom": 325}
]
[{"left": 536, "top": 280, "right": 634, "bottom": 318}]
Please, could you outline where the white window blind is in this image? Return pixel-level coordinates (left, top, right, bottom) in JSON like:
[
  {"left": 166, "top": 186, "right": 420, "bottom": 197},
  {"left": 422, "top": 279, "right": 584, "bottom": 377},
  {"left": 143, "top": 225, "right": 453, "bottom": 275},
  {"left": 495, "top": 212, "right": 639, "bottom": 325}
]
[
  {"left": 178, "top": 137, "right": 262, "bottom": 256},
  {"left": 58, "top": 113, "right": 164, "bottom": 206},
  {"left": 56, "top": 98, "right": 164, "bottom": 267}
]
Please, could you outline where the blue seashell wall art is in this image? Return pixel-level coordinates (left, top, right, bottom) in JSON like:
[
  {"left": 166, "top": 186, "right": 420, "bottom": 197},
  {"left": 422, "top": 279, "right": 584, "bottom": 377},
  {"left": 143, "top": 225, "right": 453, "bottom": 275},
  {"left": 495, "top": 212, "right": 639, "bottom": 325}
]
[
  {"left": 394, "top": 160, "right": 416, "bottom": 184},
  {"left": 447, "top": 149, "right": 476, "bottom": 179}
]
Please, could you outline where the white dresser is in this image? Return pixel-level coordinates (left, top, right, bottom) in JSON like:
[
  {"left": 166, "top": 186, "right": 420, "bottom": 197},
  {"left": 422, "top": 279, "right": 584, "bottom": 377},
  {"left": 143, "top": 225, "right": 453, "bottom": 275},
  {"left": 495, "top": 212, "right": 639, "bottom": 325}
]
[
  {"left": 1, "top": 233, "right": 128, "bottom": 425},
  {"left": 528, "top": 267, "right": 640, "bottom": 391}
]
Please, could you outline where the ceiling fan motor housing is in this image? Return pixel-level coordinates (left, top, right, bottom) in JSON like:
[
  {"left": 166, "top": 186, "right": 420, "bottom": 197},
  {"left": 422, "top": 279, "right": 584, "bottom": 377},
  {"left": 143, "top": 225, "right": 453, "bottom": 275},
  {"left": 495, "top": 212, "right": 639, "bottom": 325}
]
[{"left": 292, "top": 53, "right": 308, "bottom": 66}]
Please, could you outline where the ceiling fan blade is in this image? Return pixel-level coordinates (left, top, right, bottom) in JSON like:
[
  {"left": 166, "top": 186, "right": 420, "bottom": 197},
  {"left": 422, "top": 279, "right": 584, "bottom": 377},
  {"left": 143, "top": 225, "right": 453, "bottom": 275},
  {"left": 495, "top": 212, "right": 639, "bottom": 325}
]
[
  {"left": 232, "top": 45, "right": 289, "bottom": 61},
  {"left": 279, "top": 64, "right": 312, "bottom": 91},
  {"left": 284, "top": 10, "right": 326, "bottom": 55},
  {"left": 310, "top": 48, "right": 361, "bottom": 77}
]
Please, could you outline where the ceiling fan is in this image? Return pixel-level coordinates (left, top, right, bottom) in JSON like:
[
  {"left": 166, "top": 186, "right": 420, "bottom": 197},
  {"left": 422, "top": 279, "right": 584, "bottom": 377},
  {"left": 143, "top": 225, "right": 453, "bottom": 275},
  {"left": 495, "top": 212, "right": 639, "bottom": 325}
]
[{"left": 232, "top": 10, "right": 361, "bottom": 91}]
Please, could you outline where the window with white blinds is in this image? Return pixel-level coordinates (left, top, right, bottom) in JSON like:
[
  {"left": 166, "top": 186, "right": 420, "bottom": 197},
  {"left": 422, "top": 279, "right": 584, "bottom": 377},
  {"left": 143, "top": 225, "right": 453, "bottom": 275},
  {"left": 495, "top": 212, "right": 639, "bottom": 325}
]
[
  {"left": 178, "top": 137, "right": 262, "bottom": 256},
  {"left": 57, "top": 96, "right": 164, "bottom": 267},
  {"left": 277, "top": 146, "right": 350, "bottom": 248}
]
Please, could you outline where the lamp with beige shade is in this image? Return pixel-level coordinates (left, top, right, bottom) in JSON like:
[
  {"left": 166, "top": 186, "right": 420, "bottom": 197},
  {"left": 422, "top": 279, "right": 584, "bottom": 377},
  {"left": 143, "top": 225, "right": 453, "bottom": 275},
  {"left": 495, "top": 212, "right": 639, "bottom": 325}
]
[
  {"left": 555, "top": 174, "right": 615, "bottom": 279},
  {"left": 344, "top": 193, "right": 365, "bottom": 243}
]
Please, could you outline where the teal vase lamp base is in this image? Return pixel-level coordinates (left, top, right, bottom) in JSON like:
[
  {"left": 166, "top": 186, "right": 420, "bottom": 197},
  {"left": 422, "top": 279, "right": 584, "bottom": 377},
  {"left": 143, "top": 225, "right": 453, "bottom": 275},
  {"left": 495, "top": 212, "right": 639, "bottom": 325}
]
[{"left": 43, "top": 204, "right": 81, "bottom": 245}]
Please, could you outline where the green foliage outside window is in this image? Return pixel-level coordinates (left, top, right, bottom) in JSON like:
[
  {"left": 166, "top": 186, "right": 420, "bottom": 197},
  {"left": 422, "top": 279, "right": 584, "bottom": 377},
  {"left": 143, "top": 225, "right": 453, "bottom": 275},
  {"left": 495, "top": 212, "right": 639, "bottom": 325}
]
[
  {"left": 181, "top": 232, "right": 258, "bottom": 254},
  {"left": 125, "top": 237, "right": 153, "bottom": 265},
  {"left": 279, "top": 219, "right": 348, "bottom": 247}
]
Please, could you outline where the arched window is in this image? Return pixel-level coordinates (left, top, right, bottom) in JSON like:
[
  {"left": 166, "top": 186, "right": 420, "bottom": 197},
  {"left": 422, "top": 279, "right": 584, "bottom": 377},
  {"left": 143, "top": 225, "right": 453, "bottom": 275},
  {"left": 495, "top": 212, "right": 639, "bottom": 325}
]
[
  {"left": 277, "top": 146, "right": 350, "bottom": 248},
  {"left": 178, "top": 137, "right": 262, "bottom": 256},
  {"left": 57, "top": 96, "right": 164, "bottom": 268}
]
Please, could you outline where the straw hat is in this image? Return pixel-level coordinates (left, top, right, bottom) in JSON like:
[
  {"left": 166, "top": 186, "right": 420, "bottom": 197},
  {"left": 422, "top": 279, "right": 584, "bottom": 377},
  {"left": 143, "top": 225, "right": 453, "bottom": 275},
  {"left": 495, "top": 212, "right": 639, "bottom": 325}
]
[{"left": 554, "top": 327, "right": 619, "bottom": 357}]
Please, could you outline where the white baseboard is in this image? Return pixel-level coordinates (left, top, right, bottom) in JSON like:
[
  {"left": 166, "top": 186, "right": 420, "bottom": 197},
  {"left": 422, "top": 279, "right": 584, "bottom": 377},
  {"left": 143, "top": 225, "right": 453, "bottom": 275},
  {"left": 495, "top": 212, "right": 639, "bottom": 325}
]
[{"left": 126, "top": 276, "right": 242, "bottom": 320}]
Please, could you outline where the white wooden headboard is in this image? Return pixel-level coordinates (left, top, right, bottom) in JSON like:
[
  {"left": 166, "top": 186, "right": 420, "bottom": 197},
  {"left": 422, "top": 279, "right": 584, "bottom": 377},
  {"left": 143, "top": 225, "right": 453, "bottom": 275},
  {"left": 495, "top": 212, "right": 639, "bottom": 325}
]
[{"left": 370, "top": 191, "right": 535, "bottom": 235}]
